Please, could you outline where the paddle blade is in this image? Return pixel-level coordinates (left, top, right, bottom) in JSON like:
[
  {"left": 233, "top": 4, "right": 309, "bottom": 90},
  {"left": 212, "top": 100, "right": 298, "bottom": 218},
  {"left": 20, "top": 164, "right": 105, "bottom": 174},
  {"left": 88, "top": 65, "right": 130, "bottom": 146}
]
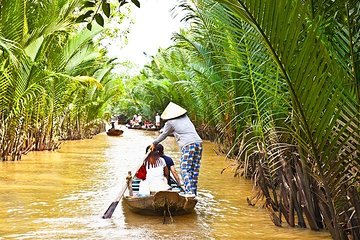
[{"left": 102, "top": 201, "right": 119, "bottom": 219}]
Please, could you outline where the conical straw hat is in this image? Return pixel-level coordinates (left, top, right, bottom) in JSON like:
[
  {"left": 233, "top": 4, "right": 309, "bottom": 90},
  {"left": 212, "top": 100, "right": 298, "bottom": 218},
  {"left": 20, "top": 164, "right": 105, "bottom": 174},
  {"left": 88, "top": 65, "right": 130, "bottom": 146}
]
[{"left": 161, "top": 102, "right": 187, "bottom": 120}]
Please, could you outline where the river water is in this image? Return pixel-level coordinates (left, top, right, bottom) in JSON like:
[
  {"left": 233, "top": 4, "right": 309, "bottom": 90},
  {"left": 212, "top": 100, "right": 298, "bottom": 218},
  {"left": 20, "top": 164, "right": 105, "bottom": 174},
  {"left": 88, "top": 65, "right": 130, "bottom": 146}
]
[{"left": 0, "top": 128, "right": 331, "bottom": 239}]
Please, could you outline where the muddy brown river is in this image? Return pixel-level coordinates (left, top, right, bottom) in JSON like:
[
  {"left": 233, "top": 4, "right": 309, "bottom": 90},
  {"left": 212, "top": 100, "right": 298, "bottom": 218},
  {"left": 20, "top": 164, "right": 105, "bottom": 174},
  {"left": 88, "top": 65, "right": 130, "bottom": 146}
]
[{"left": 0, "top": 128, "right": 331, "bottom": 239}]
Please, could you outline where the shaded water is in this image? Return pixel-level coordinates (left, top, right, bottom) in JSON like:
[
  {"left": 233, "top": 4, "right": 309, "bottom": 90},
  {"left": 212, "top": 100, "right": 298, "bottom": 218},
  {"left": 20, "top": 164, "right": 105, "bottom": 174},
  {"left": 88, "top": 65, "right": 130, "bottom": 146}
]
[{"left": 0, "top": 129, "right": 331, "bottom": 239}]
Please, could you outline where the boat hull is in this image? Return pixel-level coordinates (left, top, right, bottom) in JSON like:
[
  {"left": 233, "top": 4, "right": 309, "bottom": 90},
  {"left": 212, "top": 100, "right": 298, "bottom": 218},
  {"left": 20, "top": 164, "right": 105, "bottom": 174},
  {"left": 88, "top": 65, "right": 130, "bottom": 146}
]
[
  {"left": 123, "top": 191, "right": 197, "bottom": 216},
  {"left": 106, "top": 129, "right": 124, "bottom": 136},
  {"left": 126, "top": 125, "right": 159, "bottom": 131}
]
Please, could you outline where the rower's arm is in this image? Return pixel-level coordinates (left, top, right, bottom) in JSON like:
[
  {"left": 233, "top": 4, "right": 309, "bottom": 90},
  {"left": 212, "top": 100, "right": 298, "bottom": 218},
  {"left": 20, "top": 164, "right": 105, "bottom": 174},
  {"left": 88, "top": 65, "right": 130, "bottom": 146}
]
[
  {"left": 170, "top": 166, "right": 182, "bottom": 186},
  {"left": 153, "top": 121, "right": 173, "bottom": 145}
]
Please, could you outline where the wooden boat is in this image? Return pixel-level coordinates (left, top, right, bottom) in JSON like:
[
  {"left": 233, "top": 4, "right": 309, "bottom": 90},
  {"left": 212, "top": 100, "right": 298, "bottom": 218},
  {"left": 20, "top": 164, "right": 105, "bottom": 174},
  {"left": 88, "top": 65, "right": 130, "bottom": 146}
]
[
  {"left": 125, "top": 125, "right": 159, "bottom": 131},
  {"left": 106, "top": 129, "right": 124, "bottom": 136},
  {"left": 123, "top": 178, "right": 197, "bottom": 216}
]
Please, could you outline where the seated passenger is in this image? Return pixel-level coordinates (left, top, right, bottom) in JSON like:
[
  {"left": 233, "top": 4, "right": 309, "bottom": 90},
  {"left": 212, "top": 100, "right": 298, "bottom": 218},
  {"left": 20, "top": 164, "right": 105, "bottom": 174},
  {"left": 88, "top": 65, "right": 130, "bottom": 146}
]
[
  {"left": 156, "top": 144, "right": 182, "bottom": 187},
  {"left": 138, "top": 148, "right": 170, "bottom": 195}
]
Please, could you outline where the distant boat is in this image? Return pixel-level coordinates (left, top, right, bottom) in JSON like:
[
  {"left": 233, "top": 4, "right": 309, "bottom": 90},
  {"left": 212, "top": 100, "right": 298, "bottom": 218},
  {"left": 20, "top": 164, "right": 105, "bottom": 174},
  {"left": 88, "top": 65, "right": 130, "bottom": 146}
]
[
  {"left": 106, "top": 129, "right": 124, "bottom": 136},
  {"left": 126, "top": 125, "right": 159, "bottom": 131}
]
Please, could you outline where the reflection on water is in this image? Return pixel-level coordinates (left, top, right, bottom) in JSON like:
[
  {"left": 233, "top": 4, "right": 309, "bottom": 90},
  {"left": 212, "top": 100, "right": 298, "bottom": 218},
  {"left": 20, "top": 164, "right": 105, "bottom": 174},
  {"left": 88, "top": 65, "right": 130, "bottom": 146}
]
[{"left": 0, "top": 128, "right": 330, "bottom": 239}]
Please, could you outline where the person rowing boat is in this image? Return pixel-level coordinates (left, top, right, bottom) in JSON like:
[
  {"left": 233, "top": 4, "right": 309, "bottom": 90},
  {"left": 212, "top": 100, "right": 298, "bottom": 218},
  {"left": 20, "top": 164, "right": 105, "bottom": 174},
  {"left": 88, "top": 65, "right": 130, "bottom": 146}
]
[{"left": 150, "top": 102, "right": 203, "bottom": 197}]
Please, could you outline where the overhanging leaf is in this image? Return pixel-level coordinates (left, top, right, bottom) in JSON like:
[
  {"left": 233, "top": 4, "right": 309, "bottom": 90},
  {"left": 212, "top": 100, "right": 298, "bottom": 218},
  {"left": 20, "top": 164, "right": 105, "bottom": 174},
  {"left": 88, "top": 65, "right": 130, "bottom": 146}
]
[
  {"left": 131, "top": 0, "right": 140, "bottom": 8},
  {"left": 83, "top": 1, "right": 95, "bottom": 8},
  {"left": 94, "top": 13, "right": 104, "bottom": 27},
  {"left": 102, "top": 2, "right": 111, "bottom": 18},
  {"left": 87, "top": 22, "right": 92, "bottom": 31}
]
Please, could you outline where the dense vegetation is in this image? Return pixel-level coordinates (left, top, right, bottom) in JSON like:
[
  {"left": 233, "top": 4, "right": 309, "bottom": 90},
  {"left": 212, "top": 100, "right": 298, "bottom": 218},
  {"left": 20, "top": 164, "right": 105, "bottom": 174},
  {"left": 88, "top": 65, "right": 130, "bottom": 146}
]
[
  {"left": 1, "top": 0, "right": 359, "bottom": 239},
  {"left": 0, "top": 0, "right": 125, "bottom": 160},
  {"left": 116, "top": 0, "right": 360, "bottom": 239}
]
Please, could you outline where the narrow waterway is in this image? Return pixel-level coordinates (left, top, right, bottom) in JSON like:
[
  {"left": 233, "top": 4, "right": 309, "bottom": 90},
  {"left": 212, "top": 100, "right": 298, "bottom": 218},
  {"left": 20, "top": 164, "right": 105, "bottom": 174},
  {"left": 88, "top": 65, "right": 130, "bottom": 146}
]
[{"left": 0, "top": 128, "right": 331, "bottom": 239}]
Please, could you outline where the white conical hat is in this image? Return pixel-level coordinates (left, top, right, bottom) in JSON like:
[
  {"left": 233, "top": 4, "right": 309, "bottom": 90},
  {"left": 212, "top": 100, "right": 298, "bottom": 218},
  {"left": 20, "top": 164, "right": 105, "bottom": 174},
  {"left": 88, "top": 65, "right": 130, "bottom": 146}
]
[{"left": 161, "top": 102, "right": 187, "bottom": 120}]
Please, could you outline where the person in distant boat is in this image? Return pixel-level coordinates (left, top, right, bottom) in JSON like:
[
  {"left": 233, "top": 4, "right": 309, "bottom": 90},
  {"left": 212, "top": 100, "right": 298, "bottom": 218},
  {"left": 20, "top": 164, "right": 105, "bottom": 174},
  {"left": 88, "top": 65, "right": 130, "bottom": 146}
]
[
  {"left": 137, "top": 114, "right": 143, "bottom": 126},
  {"left": 150, "top": 102, "right": 203, "bottom": 196},
  {"left": 130, "top": 114, "right": 138, "bottom": 127},
  {"left": 110, "top": 121, "right": 115, "bottom": 129},
  {"left": 143, "top": 120, "right": 154, "bottom": 129},
  {"left": 156, "top": 144, "right": 182, "bottom": 187},
  {"left": 138, "top": 148, "right": 171, "bottom": 196},
  {"left": 132, "top": 114, "right": 138, "bottom": 122},
  {"left": 155, "top": 113, "right": 161, "bottom": 128}
]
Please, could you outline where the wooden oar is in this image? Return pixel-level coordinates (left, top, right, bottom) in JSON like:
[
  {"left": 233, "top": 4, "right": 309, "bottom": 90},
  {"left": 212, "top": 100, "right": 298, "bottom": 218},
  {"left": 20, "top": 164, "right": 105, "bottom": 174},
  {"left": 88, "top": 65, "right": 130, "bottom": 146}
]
[
  {"left": 169, "top": 172, "right": 186, "bottom": 192},
  {"left": 102, "top": 152, "right": 149, "bottom": 219},
  {"left": 178, "top": 184, "right": 186, "bottom": 193}
]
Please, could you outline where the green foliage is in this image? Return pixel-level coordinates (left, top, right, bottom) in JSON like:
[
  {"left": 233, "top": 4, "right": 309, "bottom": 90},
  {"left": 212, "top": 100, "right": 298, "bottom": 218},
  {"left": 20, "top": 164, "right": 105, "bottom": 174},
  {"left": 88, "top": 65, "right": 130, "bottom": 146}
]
[
  {"left": 131, "top": 0, "right": 140, "bottom": 8},
  {"left": 0, "top": 0, "right": 122, "bottom": 160},
  {"left": 102, "top": 2, "right": 111, "bottom": 18},
  {"left": 78, "top": 0, "right": 140, "bottom": 30},
  {"left": 118, "top": 0, "right": 359, "bottom": 238}
]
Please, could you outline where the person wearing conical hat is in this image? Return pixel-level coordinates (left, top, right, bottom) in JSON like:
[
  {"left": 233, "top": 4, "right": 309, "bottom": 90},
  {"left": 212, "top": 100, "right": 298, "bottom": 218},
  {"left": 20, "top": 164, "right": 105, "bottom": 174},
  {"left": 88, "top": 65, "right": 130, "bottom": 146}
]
[{"left": 150, "top": 102, "right": 203, "bottom": 197}]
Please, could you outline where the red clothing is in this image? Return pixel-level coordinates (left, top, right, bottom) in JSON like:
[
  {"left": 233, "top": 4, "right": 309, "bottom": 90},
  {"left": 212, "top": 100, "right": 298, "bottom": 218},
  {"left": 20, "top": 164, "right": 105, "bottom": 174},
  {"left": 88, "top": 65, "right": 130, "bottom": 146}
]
[{"left": 136, "top": 164, "right": 147, "bottom": 180}]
